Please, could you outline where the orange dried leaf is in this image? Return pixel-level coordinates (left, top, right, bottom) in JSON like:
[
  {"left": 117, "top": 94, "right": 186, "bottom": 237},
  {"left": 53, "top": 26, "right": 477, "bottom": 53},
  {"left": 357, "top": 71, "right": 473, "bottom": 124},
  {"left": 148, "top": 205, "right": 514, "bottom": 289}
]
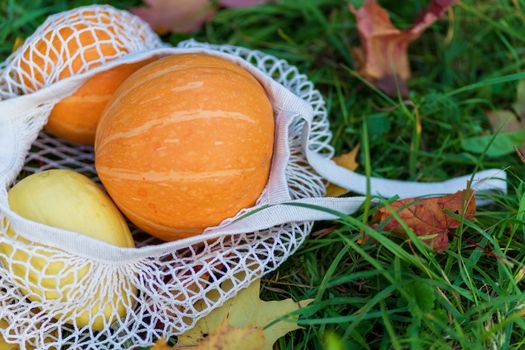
[
  {"left": 151, "top": 339, "right": 173, "bottom": 350},
  {"left": 350, "top": 0, "right": 456, "bottom": 97},
  {"left": 12, "top": 37, "right": 24, "bottom": 52},
  {"left": 373, "top": 189, "right": 475, "bottom": 252},
  {"left": 325, "top": 145, "right": 359, "bottom": 197}
]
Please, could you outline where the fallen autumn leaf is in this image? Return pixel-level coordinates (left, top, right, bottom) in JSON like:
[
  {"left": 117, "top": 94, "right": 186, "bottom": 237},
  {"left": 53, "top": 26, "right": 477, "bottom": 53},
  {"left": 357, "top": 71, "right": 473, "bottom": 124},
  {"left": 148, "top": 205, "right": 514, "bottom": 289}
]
[
  {"left": 173, "top": 279, "right": 312, "bottom": 350},
  {"left": 132, "top": 0, "right": 215, "bottom": 34},
  {"left": 189, "top": 322, "right": 265, "bottom": 350},
  {"left": 151, "top": 339, "right": 172, "bottom": 350},
  {"left": 372, "top": 189, "right": 476, "bottom": 252},
  {"left": 486, "top": 80, "right": 525, "bottom": 156},
  {"left": 325, "top": 145, "right": 360, "bottom": 197},
  {"left": 350, "top": 0, "right": 456, "bottom": 97},
  {"left": 218, "top": 0, "right": 269, "bottom": 8},
  {"left": 132, "top": 0, "right": 269, "bottom": 34}
]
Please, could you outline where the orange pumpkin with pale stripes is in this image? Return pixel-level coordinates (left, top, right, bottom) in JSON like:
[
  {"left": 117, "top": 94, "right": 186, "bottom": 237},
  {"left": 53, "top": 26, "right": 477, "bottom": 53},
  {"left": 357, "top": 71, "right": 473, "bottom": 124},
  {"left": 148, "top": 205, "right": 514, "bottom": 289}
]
[
  {"left": 18, "top": 9, "right": 132, "bottom": 92},
  {"left": 46, "top": 60, "right": 153, "bottom": 145},
  {"left": 95, "top": 54, "right": 274, "bottom": 241},
  {"left": 17, "top": 8, "right": 154, "bottom": 145}
]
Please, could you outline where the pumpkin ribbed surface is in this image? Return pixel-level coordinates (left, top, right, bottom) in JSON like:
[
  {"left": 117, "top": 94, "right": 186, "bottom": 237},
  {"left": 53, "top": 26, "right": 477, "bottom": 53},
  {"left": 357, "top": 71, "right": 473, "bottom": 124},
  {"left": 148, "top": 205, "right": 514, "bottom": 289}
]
[{"left": 95, "top": 54, "right": 274, "bottom": 240}]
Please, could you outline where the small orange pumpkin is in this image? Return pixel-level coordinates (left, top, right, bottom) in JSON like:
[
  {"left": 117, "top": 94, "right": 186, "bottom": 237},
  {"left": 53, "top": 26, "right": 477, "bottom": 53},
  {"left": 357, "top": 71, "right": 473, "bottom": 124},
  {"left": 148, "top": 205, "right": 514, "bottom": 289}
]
[
  {"left": 18, "top": 9, "right": 132, "bottom": 92},
  {"left": 46, "top": 60, "right": 152, "bottom": 145},
  {"left": 95, "top": 54, "right": 274, "bottom": 240},
  {"left": 16, "top": 8, "right": 155, "bottom": 145}
]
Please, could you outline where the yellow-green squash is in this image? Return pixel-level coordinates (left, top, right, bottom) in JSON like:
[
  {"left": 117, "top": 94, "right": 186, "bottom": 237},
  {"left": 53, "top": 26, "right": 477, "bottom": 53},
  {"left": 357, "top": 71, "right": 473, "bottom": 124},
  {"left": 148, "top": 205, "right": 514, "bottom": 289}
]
[{"left": 0, "top": 169, "right": 135, "bottom": 330}]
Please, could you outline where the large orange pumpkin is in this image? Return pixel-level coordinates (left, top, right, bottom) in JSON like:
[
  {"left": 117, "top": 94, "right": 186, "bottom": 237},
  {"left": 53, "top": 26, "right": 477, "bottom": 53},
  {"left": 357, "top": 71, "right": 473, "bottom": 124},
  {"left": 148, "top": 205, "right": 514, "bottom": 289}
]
[
  {"left": 46, "top": 60, "right": 153, "bottom": 145},
  {"left": 95, "top": 54, "right": 274, "bottom": 240}
]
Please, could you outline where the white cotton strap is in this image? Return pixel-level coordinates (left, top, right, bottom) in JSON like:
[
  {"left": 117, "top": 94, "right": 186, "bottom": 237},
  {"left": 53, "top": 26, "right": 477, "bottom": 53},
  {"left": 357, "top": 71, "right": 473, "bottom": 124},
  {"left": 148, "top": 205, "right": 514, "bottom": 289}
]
[
  {"left": 307, "top": 151, "right": 507, "bottom": 205},
  {"left": 0, "top": 195, "right": 365, "bottom": 262},
  {"left": 205, "top": 197, "right": 366, "bottom": 235}
]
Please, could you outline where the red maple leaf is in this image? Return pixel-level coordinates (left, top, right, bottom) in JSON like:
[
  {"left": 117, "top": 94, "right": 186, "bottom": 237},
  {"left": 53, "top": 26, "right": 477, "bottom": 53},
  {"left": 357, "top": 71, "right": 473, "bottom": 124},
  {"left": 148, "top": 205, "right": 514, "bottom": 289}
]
[
  {"left": 350, "top": 0, "right": 456, "bottom": 97},
  {"left": 372, "top": 189, "right": 476, "bottom": 252}
]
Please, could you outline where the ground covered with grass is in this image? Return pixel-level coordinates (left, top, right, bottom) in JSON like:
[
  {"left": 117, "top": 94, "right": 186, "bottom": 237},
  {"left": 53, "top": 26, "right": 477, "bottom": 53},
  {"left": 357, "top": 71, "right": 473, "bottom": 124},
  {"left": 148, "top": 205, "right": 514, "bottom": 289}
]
[{"left": 2, "top": 0, "right": 525, "bottom": 349}]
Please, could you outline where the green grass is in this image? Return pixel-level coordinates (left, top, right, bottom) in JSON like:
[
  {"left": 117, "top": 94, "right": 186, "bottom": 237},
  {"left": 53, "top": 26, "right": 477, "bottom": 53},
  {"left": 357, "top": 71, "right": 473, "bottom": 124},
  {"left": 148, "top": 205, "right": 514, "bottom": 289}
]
[{"left": 2, "top": 0, "right": 525, "bottom": 349}]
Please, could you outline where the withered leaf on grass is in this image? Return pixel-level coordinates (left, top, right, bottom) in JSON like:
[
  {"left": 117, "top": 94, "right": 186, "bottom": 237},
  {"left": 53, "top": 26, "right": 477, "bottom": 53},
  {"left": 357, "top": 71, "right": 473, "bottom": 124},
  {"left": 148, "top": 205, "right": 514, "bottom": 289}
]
[
  {"left": 132, "top": 0, "right": 269, "bottom": 34},
  {"left": 219, "top": 0, "right": 270, "bottom": 7},
  {"left": 153, "top": 322, "right": 264, "bottom": 350},
  {"left": 12, "top": 37, "right": 24, "bottom": 52},
  {"left": 325, "top": 145, "right": 359, "bottom": 197},
  {"left": 350, "top": 0, "right": 456, "bottom": 97},
  {"left": 188, "top": 322, "right": 264, "bottom": 350},
  {"left": 372, "top": 190, "right": 476, "bottom": 252},
  {"left": 151, "top": 339, "right": 173, "bottom": 350},
  {"left": 151, "top": 279, "right": 312, "bottom": 350},
  {"left": 132, "top": 0, "right": 216, "bottom": 34},
  {"left": 484, "top": 80, "right": 525, "bottom": 156}
]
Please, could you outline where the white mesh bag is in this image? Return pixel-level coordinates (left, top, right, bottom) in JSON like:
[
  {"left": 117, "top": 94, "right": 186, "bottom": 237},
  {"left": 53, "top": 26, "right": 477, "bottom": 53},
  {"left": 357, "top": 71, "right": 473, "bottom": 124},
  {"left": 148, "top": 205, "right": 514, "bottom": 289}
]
[{"left": 0, "top": 5, "right": 507, "bottom": 349}]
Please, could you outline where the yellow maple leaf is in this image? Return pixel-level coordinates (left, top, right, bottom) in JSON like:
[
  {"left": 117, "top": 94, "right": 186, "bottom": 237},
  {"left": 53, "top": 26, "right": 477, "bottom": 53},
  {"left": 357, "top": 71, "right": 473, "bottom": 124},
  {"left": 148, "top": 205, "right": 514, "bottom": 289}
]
[
  {"left": 153, "top": 322, "right": 264, "bottom": 350},
  {"left": 191, "top": 322, "right": 264, "bottom": 350},
  {"left": 325, "top": 145, "right": 359, "bottom": 197},
  {"left": 0, "top": 320, "right": 58, "bottom": 350},
  {"left": 0, "top": 338, "right": 18, "bottom": 350},
  {"left": 0, "top": 320, "right": 19, "bottom": 350},
  {"left": 151, "top": 339, "right": 172, "bottom": 350},
  {"left": 173, "top": 279, "right": 312, "bottom": 350},
  {"left": 12, "top": 37, "right": 24, "bottom": 52}
]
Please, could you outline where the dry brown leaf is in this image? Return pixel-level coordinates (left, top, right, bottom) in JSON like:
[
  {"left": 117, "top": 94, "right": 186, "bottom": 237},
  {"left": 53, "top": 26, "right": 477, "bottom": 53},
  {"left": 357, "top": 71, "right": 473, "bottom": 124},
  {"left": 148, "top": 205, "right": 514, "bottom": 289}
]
[
  {"left": 486, "top": 110, "right": 522, "bottom": 134},
  {"left": 325, "top": 145, "right": 359, "bottom": 197},
  {"left": 487, "top": 80, "right": 525, "bottom": 155},
  {"left": 218, "top": 0, "right": 269, "bottom": 7},
  {"left": 372, "top": 189, "right": 476, "bottom": 252},
  {"left": 514, "top": 80, "right": 525, "bottom": 117},
  {"left": 132, "top": 0, "right": 269, "bottom": 34},
  {"left": 132, "top": 0, "right": 216, "bottom": 34},
  {"left": 350, "top": 0, "right": 456, "bottom": 97},
  {"left": 516, "top": 147, "right": 525, "bottom": 165}
]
